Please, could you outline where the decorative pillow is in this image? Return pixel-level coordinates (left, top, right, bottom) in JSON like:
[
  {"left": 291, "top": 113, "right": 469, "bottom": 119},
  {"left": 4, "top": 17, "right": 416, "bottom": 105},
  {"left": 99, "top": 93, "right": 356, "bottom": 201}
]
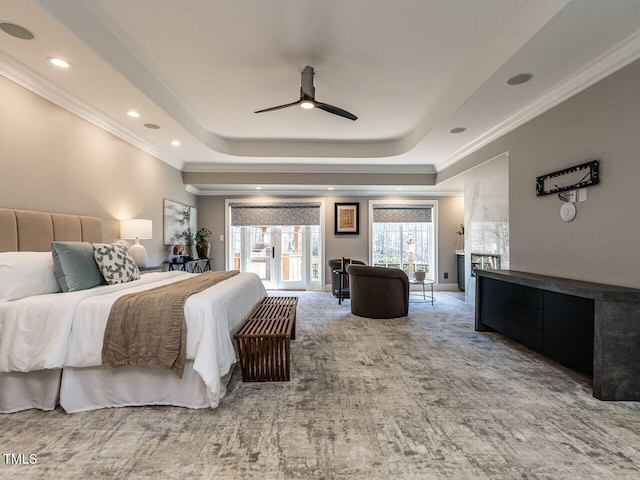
[
  {"left": 51, "top": 241, "right": 105, "bottom": 292},
  {"left": 0, "top": 251, "right": 62, "bottom": 301},
  {"left": 93, "top": 243, "right": 140, "bottom": 285}
]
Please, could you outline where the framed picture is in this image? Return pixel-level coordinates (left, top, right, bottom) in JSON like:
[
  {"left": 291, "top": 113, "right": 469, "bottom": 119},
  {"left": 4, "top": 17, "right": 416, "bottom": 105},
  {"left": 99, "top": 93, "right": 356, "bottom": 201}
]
[
  {"left": 335, "top": 202, "right": 359, "bottom": 235},
  {"left": 163, "top": 199, "right": 197, "bottom": 246}
]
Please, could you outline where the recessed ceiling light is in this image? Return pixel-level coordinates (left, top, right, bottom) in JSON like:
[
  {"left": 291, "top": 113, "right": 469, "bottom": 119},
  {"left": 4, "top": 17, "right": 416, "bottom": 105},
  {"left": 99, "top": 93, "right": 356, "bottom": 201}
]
[
  {"left": 0, "top": 22, "right": 34, "bottom": 40},
  {"left": 48, "top": 57, "right": 71, "bottom": 69},
  {"left": 450, "top": 127, "right": 466, "bottom": 134},
  {"left": 171, "top": 140, "right": 181, "bottom": 146},
  {"left": 127, "top": 110, "right": 140, "bottom": 118},
  {"left": 396, "top": 187, "right": 403, "bottom": 191},
  {"left": 300, "top": 100, "right": 315, "bottom": 110},
  {"left": 255, "top": 186, "right": 263, "bottom": 190},
  {"left": 507, "top": 73, "right": 534, "bottom": 86},
  {"left": 327, "top": 187, "right": 335, "bottom": 190},
  {"left": 144, "top": 123, "right": 160, "bottom": 129}
]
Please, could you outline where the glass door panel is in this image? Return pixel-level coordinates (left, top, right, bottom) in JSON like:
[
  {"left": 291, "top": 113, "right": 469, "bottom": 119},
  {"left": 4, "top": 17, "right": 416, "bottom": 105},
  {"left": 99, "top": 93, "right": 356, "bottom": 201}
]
[
  {"left": 279, "top": 226, "right": 304, "bottom": 289},
  {"left": 249, "top": 227, "right": 275, "bottom": 288}
]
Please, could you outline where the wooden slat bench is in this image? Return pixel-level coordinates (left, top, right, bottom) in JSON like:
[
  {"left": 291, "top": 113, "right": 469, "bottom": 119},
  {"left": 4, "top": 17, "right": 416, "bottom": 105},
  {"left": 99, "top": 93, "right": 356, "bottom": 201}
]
[{"left": 234, "top": 296, "right": 298, "bottom": 382}]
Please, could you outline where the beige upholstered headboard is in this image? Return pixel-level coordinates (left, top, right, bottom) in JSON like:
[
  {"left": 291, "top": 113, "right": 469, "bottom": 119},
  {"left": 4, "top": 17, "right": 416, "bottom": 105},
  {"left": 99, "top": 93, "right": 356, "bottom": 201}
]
[{"left": 0, "top": 208, "right": 102, "bottom": 252}]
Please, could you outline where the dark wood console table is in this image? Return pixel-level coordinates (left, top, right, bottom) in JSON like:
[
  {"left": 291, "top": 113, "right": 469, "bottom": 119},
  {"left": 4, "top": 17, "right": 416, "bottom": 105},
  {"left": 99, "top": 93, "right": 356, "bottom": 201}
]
[{"left": 475, "top": 270, "right": 640, "bottom": 401}]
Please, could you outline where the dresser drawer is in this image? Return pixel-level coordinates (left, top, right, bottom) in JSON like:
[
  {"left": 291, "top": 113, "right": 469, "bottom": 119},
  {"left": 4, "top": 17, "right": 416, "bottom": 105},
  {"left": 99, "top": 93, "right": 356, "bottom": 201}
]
[
  {"left": 506, "top": 300, "right": 542, "bottom": 330},
  {"left": 506, "top": 318, "right": 543, "bottom": 352}
]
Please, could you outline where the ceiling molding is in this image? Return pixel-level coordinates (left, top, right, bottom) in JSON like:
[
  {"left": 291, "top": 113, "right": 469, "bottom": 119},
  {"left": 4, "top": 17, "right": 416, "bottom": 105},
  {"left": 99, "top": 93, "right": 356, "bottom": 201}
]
[
  {"left": 434, "top": 27, "right": 640, "bottom": 172},
  {"left": 0, "top": 50, "right": 184, "bottom": 171},
  {"left": 182, "top": 163, "right": 437, "bottom": 174},
  {"left": 189, "top": 186, "right": 464, "bottom": 197},
  {"left": 185, "top": 184, "right": 200, "bottom": 195}
]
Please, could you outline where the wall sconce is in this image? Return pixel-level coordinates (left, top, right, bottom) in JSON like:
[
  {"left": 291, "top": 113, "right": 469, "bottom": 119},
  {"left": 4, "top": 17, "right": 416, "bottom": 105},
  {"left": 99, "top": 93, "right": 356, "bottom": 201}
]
[{"left": 120, "top": 219, "right": 153, "bottom": 268}]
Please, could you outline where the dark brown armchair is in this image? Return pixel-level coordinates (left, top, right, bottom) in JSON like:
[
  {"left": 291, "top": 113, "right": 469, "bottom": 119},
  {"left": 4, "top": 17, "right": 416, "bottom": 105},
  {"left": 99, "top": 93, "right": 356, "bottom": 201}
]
[
  {"left": 328, "top": 258, "right": 366, "bottom": 298},
  {"left": 346, "top": 265, "right": 409, "bottom": 318}
]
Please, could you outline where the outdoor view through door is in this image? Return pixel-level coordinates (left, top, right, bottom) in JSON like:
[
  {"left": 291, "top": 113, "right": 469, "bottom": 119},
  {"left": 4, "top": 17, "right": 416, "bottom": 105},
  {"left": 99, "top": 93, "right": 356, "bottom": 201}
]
[
  {"left": 370, "top": 201, "right": 436, "bottom": 281},
  {"left": 228, "top": 202, "right": 322, "bottom": 290}
]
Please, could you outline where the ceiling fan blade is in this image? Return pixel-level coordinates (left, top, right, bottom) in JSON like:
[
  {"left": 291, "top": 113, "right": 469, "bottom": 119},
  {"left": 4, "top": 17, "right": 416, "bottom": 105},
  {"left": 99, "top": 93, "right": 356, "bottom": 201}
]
[
  {"left": 254, "top": 100, "right": 301, "bottom": 114},
  {"left": 315, "top": 102, "right": 358, "bottom": 121},
  {"left": 301, "top": 66, "right": 315, "bottom": 98}
]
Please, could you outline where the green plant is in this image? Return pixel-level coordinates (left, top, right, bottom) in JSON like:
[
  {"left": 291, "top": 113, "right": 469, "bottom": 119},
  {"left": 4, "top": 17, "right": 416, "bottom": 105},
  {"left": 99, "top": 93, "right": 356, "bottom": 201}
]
[
  {"left": 457, "top": 224, "right": 465, "bottom": 236},
  {"left": 194, "top": 227, "right": 212, "bottom": 245}
]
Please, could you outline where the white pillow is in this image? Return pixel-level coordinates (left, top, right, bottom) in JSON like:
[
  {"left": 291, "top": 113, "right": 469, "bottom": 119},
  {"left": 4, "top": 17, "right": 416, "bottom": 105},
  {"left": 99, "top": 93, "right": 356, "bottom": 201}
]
[{"left": 0, "top": 252, "right": 62, "bottom": 301}]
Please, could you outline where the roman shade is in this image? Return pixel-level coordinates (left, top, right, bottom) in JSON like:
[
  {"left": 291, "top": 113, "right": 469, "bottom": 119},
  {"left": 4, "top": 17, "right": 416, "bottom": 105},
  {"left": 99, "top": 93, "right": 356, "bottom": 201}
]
[
  {"left": 230, "top": 203, "right": 321, "bottom": 226},
  {"left": 372, "top": 204, "right": 432, "bottom": 223}
]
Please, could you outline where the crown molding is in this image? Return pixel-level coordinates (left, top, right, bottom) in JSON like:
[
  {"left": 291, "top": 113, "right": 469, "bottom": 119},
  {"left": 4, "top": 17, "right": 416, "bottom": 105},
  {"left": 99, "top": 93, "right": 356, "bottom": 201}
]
[
  {"left": 434, "top": 28, "right": 640, "bottom": 172},
  {"left": 182, "top": 162, "right": 437, "bottom": 174},
  {"left": 0, "top": 50, "right": 184, "bottom": 171},
  {"left": 187, "top": 185, "right": 462, "bottom": 197}
]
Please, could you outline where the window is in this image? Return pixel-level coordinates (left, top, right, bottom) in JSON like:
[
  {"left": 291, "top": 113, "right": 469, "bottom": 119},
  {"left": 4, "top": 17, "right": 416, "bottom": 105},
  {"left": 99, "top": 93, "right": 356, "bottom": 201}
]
[{"left": 370, "top": 201, "right": 436, "bottom": 281}]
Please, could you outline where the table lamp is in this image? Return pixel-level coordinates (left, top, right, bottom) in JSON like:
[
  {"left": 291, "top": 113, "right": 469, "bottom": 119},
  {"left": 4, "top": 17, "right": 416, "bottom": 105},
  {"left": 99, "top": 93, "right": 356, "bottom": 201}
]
[{"left": 120, "top": 219, "right": 153, "bottom": 268}]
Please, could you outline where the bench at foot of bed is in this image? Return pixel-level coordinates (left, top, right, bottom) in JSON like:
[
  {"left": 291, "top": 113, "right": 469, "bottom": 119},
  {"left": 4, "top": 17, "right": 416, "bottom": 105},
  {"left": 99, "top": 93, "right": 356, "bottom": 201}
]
[{"left": 234, "top": 296, "right": 298, "bottom": 382}]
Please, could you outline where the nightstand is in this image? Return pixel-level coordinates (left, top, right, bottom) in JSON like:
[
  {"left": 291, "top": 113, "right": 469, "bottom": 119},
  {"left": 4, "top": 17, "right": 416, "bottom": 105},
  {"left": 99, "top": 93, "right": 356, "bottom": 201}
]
[{"left": 139, "top": 266, "right": 163, "bottom": 274}]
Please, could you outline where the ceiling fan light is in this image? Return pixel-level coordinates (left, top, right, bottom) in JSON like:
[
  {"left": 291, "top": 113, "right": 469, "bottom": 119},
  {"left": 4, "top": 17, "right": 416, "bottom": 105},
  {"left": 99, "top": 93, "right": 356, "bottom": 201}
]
[{"left": 300, "top": 100, "right": 315, "bottom": 110}]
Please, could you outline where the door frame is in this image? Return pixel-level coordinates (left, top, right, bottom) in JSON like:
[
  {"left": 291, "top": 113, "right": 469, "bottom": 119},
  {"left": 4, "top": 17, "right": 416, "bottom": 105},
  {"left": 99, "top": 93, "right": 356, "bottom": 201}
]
[{"left": 225, "top": 197, "right": 326, "bottom": 290}]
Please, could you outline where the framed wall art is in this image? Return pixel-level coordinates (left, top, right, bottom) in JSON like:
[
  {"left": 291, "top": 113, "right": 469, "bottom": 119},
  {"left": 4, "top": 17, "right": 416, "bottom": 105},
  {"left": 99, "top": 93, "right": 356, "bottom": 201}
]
[
  {"left": 335, "top": 202, "right": 359, "bottom": 235},
  {"left": 163, "top": 199, "right": 197, "bottom": 246}
]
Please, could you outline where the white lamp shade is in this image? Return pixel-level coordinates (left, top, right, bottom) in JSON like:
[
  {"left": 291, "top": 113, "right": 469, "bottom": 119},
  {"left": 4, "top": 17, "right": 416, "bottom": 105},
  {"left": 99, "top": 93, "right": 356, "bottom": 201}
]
[{"left": 120, "top": 219, "right": 153, "bottom": 240}]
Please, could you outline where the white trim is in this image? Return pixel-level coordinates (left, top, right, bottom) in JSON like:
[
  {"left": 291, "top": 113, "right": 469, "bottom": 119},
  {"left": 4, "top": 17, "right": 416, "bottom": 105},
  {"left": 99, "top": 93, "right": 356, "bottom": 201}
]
[
  {"left": 435, "top": 29, "right": 640, "bottom": 172},
  {"left": 193, "top": 188, "right": 463, "bottom": 197},
  {"left": 0, "top": 51, "right": 184, "bottom": 171},
  {"left": 183, "top": 163, "right": 437, "bottom": 174}
]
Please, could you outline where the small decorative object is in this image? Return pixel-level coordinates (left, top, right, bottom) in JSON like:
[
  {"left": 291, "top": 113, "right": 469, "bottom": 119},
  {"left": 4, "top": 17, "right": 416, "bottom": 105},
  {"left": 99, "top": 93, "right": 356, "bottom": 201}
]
[
  {"left": 173, "top": 243, "right": 185, "bottom": 256},
  {"left": 194, "top": 227, "right": 212, "bottom": 259},
  {"left": 335, "top": 203, "right": 359, "bottom": 235},
  {"left": 456, "top": 223, "right": 465, "bottom": 251},
  {"left": 414, "top": 270, "right": 426, "bottom": 282}
]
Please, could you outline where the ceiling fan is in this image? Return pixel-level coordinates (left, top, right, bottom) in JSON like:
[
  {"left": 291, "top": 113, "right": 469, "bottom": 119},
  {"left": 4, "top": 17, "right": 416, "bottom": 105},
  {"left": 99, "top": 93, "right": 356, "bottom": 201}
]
[{"left": 255, "top": 66, "right": 357, "bottom": 121}]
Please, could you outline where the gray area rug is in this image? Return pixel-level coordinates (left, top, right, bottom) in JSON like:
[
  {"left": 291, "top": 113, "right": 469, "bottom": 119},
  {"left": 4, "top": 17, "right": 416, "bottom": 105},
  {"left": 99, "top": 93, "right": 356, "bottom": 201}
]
[{"left": 1, "top": 291, "right": 639, "bottom": 479}]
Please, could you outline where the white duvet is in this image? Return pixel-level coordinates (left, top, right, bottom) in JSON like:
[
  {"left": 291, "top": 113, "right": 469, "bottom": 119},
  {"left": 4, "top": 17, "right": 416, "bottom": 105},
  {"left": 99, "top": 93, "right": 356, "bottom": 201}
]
[{"left": 0, "top": 271, "right": 266, "bottom": 393}]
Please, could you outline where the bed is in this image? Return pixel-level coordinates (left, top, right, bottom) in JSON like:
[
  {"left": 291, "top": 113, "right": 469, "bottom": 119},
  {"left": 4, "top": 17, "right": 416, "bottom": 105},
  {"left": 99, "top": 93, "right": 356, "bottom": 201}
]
[{"left": 0, "top": 208, "right": 266, "bottom": 413}]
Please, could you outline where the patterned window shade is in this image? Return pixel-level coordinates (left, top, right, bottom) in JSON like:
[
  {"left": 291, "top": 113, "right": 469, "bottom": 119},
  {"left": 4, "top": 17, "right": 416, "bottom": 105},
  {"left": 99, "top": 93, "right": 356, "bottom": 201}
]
[
  {"left": 230, "top": 203, "right": 321, "bottom": 226},
  {"left": 372, "top": 204, "right": 432, "bottom": 223}
]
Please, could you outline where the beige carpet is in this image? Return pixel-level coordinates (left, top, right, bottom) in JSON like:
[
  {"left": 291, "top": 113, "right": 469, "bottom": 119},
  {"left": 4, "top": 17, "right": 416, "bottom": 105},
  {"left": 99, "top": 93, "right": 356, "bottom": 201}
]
[{"left": 1, "top": 291, "right": 640, "bottom": 479}]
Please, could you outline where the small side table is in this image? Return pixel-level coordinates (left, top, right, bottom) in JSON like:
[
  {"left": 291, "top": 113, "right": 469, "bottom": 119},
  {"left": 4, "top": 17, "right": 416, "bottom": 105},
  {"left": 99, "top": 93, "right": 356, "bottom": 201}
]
[
  {"left": 409, "top": 279, "right": 435, "bottom": 305},
  {"left": 166, "top": 258, "right": 212, "bottom": 273},
  {"left": 139, "top": 266, "right": 163, "bottom": 274},
  {"left": 332, "top": 269, "right": 349, "bottom": 305}
]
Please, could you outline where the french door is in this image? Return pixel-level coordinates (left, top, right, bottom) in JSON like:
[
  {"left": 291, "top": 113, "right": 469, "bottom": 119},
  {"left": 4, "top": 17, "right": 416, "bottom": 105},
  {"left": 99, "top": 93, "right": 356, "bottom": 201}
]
[{"left": 231, "top": 225, "right": 320, "bottom": 290}]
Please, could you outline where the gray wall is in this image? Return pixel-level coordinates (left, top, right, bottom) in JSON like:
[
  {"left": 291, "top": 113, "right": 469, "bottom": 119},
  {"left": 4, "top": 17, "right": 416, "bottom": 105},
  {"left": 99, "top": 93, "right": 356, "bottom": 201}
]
[
  {"left": 439, "top": 58, "right": 640, "bottom": 288},
  {"left": 197, "top": 194, "right": 464, "bottom": 288},
  {"left": 0, "top": 75, "right": 195, "bottom": 266}
]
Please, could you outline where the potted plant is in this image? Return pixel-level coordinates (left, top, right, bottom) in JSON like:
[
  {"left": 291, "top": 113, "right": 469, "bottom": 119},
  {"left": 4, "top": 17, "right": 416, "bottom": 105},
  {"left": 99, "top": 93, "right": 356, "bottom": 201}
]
[{"left": 194, "top": 227, "right": 212, "bottom": 259}]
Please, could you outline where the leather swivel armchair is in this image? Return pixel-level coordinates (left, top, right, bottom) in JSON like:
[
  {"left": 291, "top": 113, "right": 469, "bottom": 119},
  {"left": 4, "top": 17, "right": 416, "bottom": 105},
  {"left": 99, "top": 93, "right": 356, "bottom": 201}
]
[{"left": 346, "top": 264, "right": 409, "bottom": 318}]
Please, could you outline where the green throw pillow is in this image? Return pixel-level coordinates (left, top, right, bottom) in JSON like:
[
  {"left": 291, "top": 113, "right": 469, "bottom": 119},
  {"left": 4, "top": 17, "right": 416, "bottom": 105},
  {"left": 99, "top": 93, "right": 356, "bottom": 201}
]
[
  {"left": 93, "top": 243, "right": 140, "bottom": 285},
  {"left": 51, "top": 241, "right": 105, "bottom": 292}
]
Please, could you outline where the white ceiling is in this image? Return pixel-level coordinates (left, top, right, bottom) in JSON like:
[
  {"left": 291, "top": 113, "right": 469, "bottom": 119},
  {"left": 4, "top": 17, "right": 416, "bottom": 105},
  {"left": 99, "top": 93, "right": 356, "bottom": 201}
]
[{"left": 2, "top": 0, "right": 640, "bottom": 195}]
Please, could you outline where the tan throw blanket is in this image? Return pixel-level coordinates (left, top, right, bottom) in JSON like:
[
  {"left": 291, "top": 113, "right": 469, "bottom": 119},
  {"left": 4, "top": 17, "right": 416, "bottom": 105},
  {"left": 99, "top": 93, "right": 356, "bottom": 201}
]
[{"left": 102, "top": 270, "right": 239, "bottom": 377}]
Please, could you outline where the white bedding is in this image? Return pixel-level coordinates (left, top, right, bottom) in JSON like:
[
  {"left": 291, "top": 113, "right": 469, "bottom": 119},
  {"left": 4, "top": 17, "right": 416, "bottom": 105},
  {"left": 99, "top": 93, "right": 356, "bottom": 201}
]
[{"left": 0, "top": 270, "right": 266, "bottom": 412}]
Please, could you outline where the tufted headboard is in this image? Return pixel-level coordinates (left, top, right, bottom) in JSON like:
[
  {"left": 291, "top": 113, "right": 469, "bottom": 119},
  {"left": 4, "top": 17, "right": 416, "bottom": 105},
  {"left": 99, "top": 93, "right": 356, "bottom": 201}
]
[{"left": 0, "top": 208, "right": 102, "bottom": 252}]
